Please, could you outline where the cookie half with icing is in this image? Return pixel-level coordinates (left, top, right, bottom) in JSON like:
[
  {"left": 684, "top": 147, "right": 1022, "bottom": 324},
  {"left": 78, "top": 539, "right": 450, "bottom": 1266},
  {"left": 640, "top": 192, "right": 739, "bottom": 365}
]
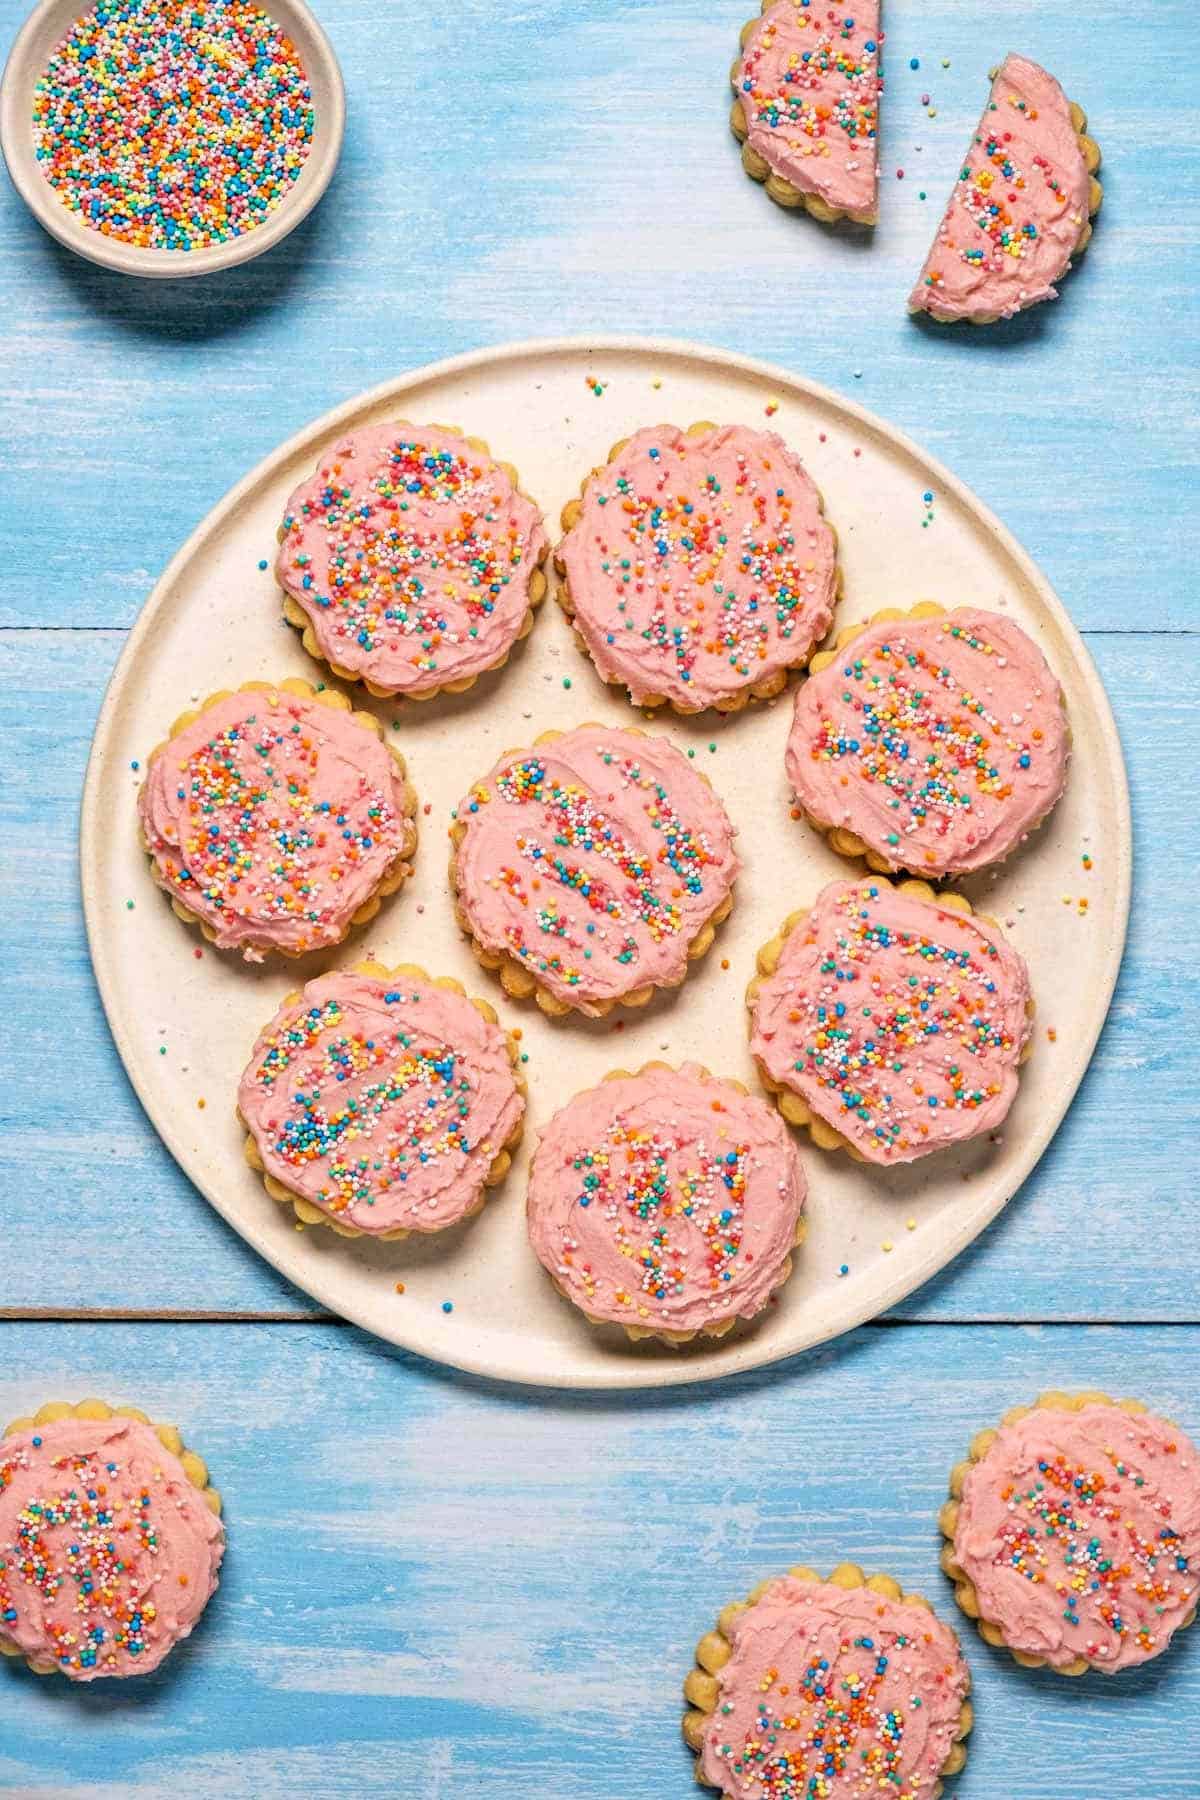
[
  {"left": 526, "top": 1061, "right": 806, "bottom": 1344},
  {"left": 684, "top": 1562, "right": 972, "bottom": 1798},
  {"left": 450, "top": 723, "right": 738, "bottom": 1018},
  {"left": 786, "top": 602, "right": 1070, "bottom": 877},
  {"left": 556, "top": 423, "right": 841, "bottom": 714},
  {"left": 238, "top": 961, "right": 526, "bottom": 1239},
  {"left": 0, "top": 1398, "right": 223, "bottom": 1681},
  {"left": 747, "top": 876, "right": 1034, "bottom": 1163},
  {"left": 137, "top": 678, "right": 418, "bottom": 961},
  {"left": 730, "top": 0, "right": 882, "bottom": 225},
  {"left": 941, "top": 1392, "right": 1200, "bottom": 1674},
  {"left": 276, "top": 422, "right": 549, "bottom": 700},
  {"left": 909, "top": 55, "right": 1102, "bottom": 324}
]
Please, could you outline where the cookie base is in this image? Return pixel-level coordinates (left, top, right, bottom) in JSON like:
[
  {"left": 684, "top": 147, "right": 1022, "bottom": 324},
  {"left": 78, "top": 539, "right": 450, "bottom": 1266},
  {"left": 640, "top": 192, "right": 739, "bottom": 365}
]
[
  {"left": 939, "top": 1390, "right": 1199, "bottom": 1676},
  {"left": 279, "top": 425, "right": 549, "bottom": 702},
  {"left": 239, "top": 960, "right": 527, "bottom": 1240},
  {"left": 554, "top": 422, "right": 843, "bottom": 717},
  {"left": 0, "top": 1397, "right": 220, "bottom": 1680},
  {"left": 683, "top": 1561, "right": 972, "bottom": 1796},
  {"left": 791, "top": 601, "right": 1071, "bottom": 878},
  {"left": 535, "top": 1061, "right": 806, "bottom": 1345},
  {"left": 729, "top": 6, "right": 879, "bottom": 229},
  {"left": 139, "top": 677, "right": 419, "bottom": 960},
  {"left": 449, "top": 725, "right": 736, "bottom": 1019},
  {"left": 746, "top": 874, "right": 1036, "bottom": 1159},
  {"left": 909, "top": 87, "right": 1103, "bottom": 325}
]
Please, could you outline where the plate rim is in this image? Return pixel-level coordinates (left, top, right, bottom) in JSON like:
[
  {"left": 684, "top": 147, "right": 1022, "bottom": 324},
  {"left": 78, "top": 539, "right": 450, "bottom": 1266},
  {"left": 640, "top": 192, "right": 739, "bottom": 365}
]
[{"left": 79, "top": 333, "right": 1133, "bottom": 1389}]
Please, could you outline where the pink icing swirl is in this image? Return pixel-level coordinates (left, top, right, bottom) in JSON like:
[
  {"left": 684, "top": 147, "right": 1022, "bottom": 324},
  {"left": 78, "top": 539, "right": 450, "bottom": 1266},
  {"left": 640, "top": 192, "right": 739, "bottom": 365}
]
[
  {"left": 954, "top": 1403, "right": 1200, "bottom": 1672},
  {"left": 276, "top": 423, "right": 547, "bottom": 696},
  {"left": 735, "top": 1, "right": 882, "bottom": 221},
  {"left": 453, "top": 725, "right": 738, "bottom": 1013},
  {"left": 557, "top": 424, "right": 838, "bottom": 712},
  {"left": 749, "top": 879, "right": 1032, "bottom": 1164},
  {"left": 238, "top": 970, "right": 524, "bottom": 1235},
  {"left": 699, "top": 1576, "right": 969, "bottom": 1799},
  {"left": 0, "top": 1415, "right": 223, "bottom": 1681},
  {"left": 910, "top": 55, "right": 1092, "bottom": 322},
  {"left": 786, "top": 608, "right": 1069, "bottom": 876},
  {"left": 138, "top": 686, "right": 412, "bottom": 960},
  {"left": 527, "top": 1062, "right": 805, "bottom": 1335}
]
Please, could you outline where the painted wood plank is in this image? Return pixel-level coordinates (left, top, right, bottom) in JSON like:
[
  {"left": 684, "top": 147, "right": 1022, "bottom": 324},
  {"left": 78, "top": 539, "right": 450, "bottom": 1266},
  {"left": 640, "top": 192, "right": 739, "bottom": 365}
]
[
  {"left": 1, "top": 1320, "right": 1198, "bottom": 1796},
  {"left": 0, "top": 0, "right": 1195, "bottom": 633},
  {"left": 1, "top": 626, "right": 1196, "bottom": 1322}
]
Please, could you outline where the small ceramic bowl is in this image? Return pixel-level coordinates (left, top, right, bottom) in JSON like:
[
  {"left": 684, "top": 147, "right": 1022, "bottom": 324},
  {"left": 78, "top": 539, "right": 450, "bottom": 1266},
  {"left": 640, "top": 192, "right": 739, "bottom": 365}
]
[{"left": 0, "top": 0, "right": 344, "bottom": 278}]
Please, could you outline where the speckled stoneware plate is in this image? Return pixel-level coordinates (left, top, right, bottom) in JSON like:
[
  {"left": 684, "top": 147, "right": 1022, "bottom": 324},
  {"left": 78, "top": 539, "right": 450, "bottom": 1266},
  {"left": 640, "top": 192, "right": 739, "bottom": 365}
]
[
  {"left": 0, "top": 0, "right": 344, "bottom": 277},
  {"left": 81, "top": 337, "right": 1131, "bottom": 1389}
]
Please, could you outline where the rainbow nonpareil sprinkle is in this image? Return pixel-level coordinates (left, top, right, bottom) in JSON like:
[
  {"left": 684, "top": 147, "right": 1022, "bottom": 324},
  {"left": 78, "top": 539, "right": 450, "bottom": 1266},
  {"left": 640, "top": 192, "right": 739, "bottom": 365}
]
[{"left": 32, "top": 0, "right": 314, "bottom": 252}]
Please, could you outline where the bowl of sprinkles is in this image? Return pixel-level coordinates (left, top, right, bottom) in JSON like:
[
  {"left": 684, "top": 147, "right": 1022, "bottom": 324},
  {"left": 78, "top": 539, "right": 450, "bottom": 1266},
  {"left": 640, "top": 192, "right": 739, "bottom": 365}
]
[{"left": 0, "top": 0, "right": 343, "bottom": 276}]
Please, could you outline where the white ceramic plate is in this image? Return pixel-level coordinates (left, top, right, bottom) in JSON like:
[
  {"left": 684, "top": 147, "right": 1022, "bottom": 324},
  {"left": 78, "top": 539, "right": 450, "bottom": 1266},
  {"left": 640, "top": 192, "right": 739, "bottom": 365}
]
[
  {"left": 81, "top": 337, "right": 1130, "bottom": 1389},
  {"left": 0, "top": 0, "right": 343, "bottom": 277}
]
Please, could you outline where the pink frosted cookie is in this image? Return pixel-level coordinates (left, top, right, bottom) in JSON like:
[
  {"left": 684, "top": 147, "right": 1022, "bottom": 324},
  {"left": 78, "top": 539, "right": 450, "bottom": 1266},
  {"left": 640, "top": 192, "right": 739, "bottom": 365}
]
[
  {"left": 450, "top": 724, "right": 739, "bottom": 1017},
  {"left": 238, "top": 961, "right": 526, "bottom": 1238},
  {"left": 526, "top": 1061, "right": 806, "bottom": 1343},
  {"left": 556, "top": 423, "right": 840, "bottom": 714},
  {"left": 731, "top": 1, "right": 882, "bottom": 225},
  {"left": 138, "top": 679, "right": 417, "bottom": 961},
  {"left": 942, "top": 1393, "right": 1200, "bottom": 1674},
  {"left": 0, "top": 1400, "right": 223, "bottom": 1681},
  {"left": 786, "top": 604, "right": 1070, "bottom": 877},
  {"left": 747, "top": 877, "right": 1034, "bottom": 1164},
  {"left": 684, "top": 1564, "right": 972, "bottom": 1798},
  {"left": 276, "top": 422, "right": 549, "bottom": 700},
  {"left": 910, "top": 55, "right": 1102, "bottom": 323}
]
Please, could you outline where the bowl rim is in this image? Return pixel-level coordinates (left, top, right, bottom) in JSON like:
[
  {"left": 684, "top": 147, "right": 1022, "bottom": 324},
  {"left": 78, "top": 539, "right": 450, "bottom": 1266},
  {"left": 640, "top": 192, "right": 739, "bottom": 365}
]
[{"left": 0, "top": 0, "right": 345, "bottom": 279}]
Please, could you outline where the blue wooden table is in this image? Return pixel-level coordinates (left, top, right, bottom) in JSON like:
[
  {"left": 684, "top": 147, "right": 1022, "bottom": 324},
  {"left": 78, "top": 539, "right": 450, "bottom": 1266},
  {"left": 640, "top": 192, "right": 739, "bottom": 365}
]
[{"left": 1, "top": 1, "right": 1197, "bottom": 1793}]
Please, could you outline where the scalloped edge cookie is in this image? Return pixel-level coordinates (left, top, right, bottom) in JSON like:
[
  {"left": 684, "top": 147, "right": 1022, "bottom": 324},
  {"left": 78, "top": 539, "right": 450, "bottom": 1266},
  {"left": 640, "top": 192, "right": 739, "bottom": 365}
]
[
  {"left": 938, "top": 1389, "right": 1199, "bottom": 1676},
  {"left": 729, "top": 2, "right": 881, "bottom": 227},
  {"left": 532, "top": 1059, "right": 807, "bottom": 1346},
  {"left": 554, "top": 422, "right": 844, "bottom": 717},
  {"left": 746, "top": 873, "right": 1035, "bottom": 1159},
  {"left": 138, "top": 676, "right": 419, "bottom": 959},
  {"left": 683, "top": 1560, "right": 972, "bottom": 1796},
  {"left": 0, "top": 1397, "right": 221, "bottom": 1679},
  {"left": 908, "top": 72, "right": 1103, "bottom": 326},
  {"left": 790, "top": 601, "right": 1072, "bottom": 877},
  {"left": 237, "top": 959, "right": 527, "bottom": 1240},
  {"left": 448, "top": 723, "right": 735, "bottom": 1020},
  {"left": 278, "top": 422, "right": 550, "bottom": 703}
]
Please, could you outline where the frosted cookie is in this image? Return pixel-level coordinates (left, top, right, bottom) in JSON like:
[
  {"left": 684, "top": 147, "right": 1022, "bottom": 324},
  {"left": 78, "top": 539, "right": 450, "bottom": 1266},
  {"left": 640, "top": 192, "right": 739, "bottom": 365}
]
[
  {"left": 137, "top": 678, "right": 417, "bottom": 961},
  {"left": 450, "top": 723, "right": 738, "bottom": 1018},
  {"left": 941, "top": 1392, "right": 1200, "bottom": 1675},
  {"left": 556, "top": 423, "right": 840, "bottom": 714},
  {"left": 526, "top": 1061, "right": 806, "bottom": 1343},
  {"left": 786, "top": 603, "right": 1070, "bottom": 876},
  {"left": 747, "top": 877, "right": 1034, "bottom": 1163},
  {"left": 684, "top": 1563, "right": 972, "bottom": 1797},
  {"left": 731, "top": 1, "right": 882, "bottom": 225},
  {"left": 910, "top": 55, "right": 1102, "bottom": 324},
  {"left": 238, "top": 961, "right": 526, "bottom": 1238},
  {"left": 0, "top": 1399, "right": 223, "bottom": 1681},
  {"left": 276, "top": 422, "right": 549, "bottom": 700}
]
